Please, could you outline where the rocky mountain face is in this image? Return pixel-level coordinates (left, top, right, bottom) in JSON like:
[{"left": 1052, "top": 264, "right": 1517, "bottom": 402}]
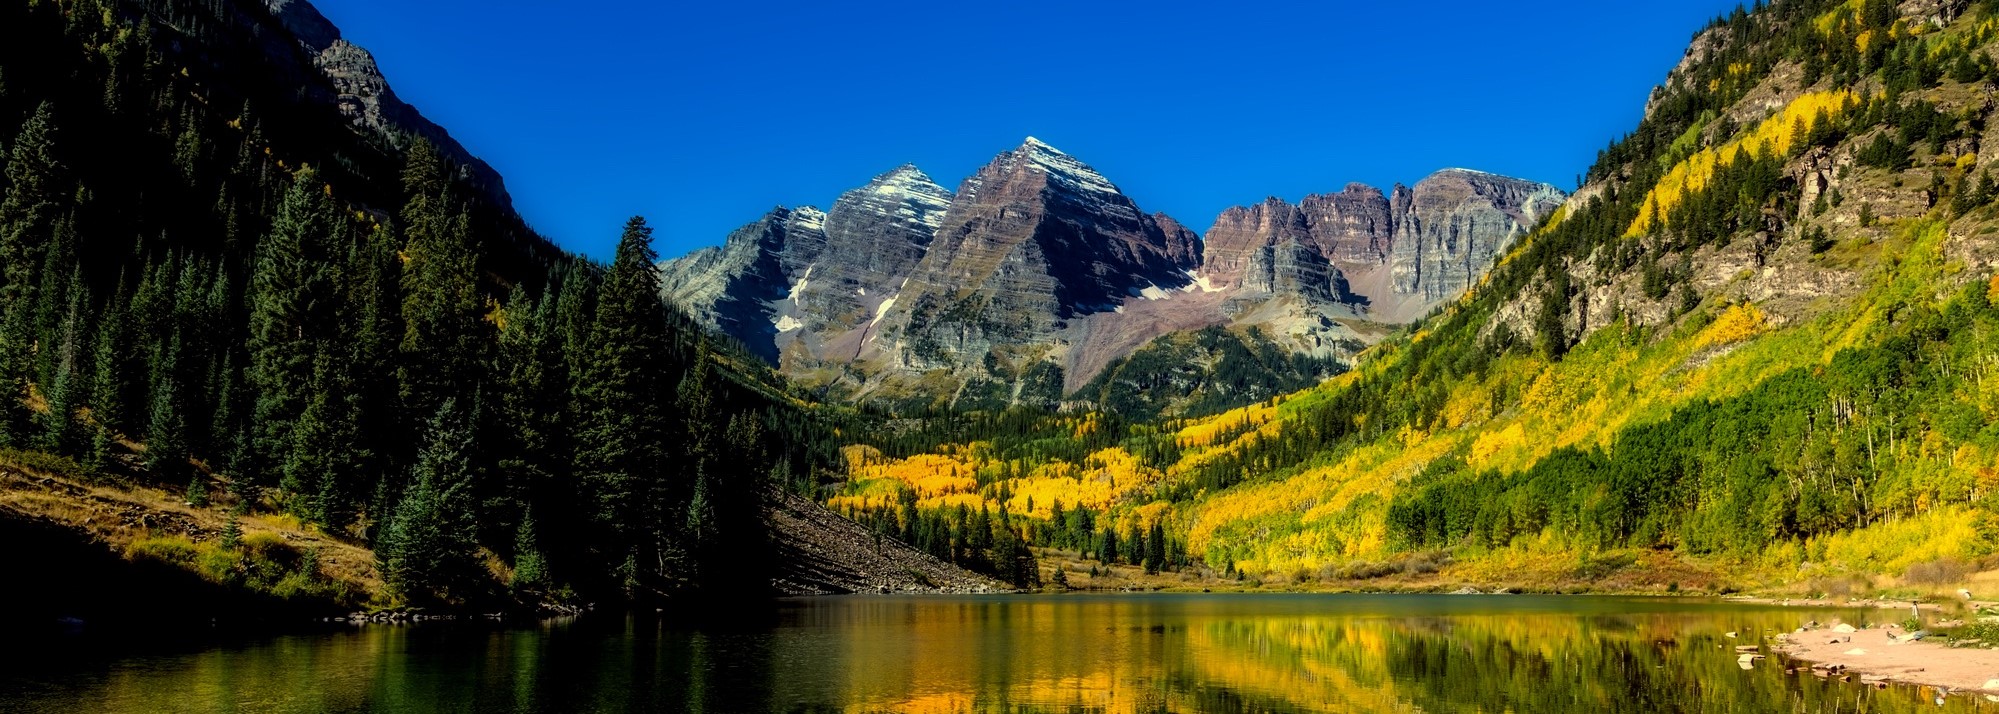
[
  {"left": 657, "top": 207, "right": 821, "bottom": 363},
  {"left": 659, "top": 139, "right": 1561, "bottom": 413},
  {"left": 257, "top": 0, "right": 513, "bottom": 207},
  {"left": 1200, "top": 170, "right": 1565, "bottom": 323},
  {"left": 870, "top": 138, "right": 1200, "bottom": 379}
]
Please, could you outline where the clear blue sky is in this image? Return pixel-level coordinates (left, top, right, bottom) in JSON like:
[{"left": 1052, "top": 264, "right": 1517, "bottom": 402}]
[{"left": 311, "top": 0, "right": 1746, "bottom": 260}]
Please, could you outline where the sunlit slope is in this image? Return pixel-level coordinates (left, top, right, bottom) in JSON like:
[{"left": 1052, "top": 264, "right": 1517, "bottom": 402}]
[{"left": 834, "top": 0, "right": 1999, "bottom": 589}]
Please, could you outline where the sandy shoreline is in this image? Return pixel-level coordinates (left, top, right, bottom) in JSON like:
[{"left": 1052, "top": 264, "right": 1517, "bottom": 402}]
[
  {"left": 1768, "top": 621, "right": 1999, "bottom": 696},
  {"left": 1724, "top": 595, "right": 1975, "bottom": 613}
]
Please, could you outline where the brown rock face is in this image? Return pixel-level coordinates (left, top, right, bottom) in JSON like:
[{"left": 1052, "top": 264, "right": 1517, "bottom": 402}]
[
  {"left": 1303, "top": 184, "right": 1397, "bottom": 264},
  {"left": 1202, "top": 198, "right": 1318, "bottom": 291},
  {"left": 875, "top": 138, "right": 1197, "bottom": 372},
  {"left": 1153, "top": 213, "right": 1205, "bottom": 271}
]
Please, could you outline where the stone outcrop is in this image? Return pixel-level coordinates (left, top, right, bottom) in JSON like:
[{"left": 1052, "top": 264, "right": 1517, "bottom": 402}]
[
  {"left": 1388, "top": 169, "right": 1567, "bottom": 302},
  {"left": 1197, "top": 169, "right": 1563, "bottom": 321}
]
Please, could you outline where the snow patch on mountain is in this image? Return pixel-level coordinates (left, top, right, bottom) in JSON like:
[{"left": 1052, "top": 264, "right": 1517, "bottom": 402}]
[
  {"left": 790, "top": 207, "right": 826, "bottom": 233},
  {"left": 871, "top": 296, "right": 897, "bottom": 327},
  {"left": 788, "top": 264, "right": 815, "bottom": 305},
  {"left": 1180, "top": 270, "right": 1226, "bottom": 293},
  {"left": 1019, "top": 137, "right": 1121, "bottom": 196}
]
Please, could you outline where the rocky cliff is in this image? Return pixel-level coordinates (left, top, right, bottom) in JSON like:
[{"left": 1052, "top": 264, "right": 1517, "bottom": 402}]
[
  {"left": 1198, "top": 170, "right": 1564, "bottom": 322},
  {"left": 656, "top": 207, "right": 824, "bottom": 363},
  {"left": 1389, "top": 170, "right": 1567, "bottom": 303},
  {"left": 257, "top": 0, "right": 513, "bottom": 207}
]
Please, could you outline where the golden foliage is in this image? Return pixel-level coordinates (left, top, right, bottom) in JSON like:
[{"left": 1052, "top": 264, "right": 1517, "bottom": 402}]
[
  {"left": 1693, "top": 302, "right": 1768, "bottom": 349},
  {"left": 1467, "top": 424, "right": 1525, "bottom": 469},
  {"left": 1627, "top": 91, "right": 1854, "bottom": 237},
  {"left": 1174, "top": 402, "right": 1275, "bottom": 449}
]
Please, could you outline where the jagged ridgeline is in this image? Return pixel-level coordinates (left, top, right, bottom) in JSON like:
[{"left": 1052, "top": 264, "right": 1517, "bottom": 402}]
[
  {"left": 658, "top": 139, "right": 1562, "bottom": 419},
  {"left": 833, "top": 0, "right": 1999, "bottom": 589},
  {"left": 0, "top": 0, "right": 870, "bottom": 613}
]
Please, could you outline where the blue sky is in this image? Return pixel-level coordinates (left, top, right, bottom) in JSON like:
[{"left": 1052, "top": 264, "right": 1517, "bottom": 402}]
[{"left": 312, "top": 1, "right": 1747, "bottom": 260}]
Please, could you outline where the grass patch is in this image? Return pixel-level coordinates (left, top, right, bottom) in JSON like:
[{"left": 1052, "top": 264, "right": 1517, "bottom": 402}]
[{"left": 126, "top": 532, "right": 353, "bottom": 605}]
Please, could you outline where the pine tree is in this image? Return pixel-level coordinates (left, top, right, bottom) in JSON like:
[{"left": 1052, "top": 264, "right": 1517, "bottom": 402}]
[
  {"left": 31, "top": 215, "right": 77, "bottom": 390},
  {"left": 495, "top": 286, "right": 561, "bottom": 542},
  {"left": 512, "top": 505, "right": 550, "bottom": 592},
  {"left": 247, "top": 171, "right": 336, "bottom": 487},
  {"left": 378, "top": 398, "right": 480, "bottom": 601},
  {"left": 221, "top": 509, "right": 243, "bottom": 550},
  {"left": 1145, "top": 522, "right": 1167, "bottom": 575},
  {"left": 572, "top": 217, "right": 674, "bottom": 586},
  {"left": 397, "top": 141, "right": 486, "bottom": 425},
  {"left": 144, "top": 338, "right": 188, "bottom": 481},
  {"left": 38, "top": 270, "right": 87, "bottom": 455},
  {"left": 86, "top": 284, "right": 132, "bottom": 477},
  {"left": 342, "top": 222, "right": 403, "bottom": 534},
  {"left": 0, "top": 103, "right": 63, "bottom": 446},
  {"left": 282, "top": 362, "right": 337, "bottom": 519}
]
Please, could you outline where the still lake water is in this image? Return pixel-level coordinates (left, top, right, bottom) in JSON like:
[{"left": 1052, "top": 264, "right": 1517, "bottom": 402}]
[{"left": 2, "top": 594, "right": 1993, "bottom": 713}]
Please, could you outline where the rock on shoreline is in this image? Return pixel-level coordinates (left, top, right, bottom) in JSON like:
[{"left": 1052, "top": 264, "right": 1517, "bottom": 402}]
[{"left": 1774, "top": 619, "right": 1999, "bottom": 698}]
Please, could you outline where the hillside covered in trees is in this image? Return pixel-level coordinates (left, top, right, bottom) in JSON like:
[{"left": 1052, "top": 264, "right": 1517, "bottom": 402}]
[
  {"left": 0, "top": 0, "right": 1006, "bottom": 620},
  {"left": 823, "top": 0, "right": 1999, "bottom": 594}
]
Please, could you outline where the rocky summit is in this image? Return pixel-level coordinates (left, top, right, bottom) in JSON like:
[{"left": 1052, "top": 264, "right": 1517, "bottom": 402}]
[{"left": 658, "top": 139, "right": 1562, "bottom": 413}]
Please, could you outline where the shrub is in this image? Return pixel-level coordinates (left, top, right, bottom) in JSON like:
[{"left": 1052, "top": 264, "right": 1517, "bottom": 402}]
[
  {"left": 1334, "top": 561, "right": 1397, "bottom": 580},
  {"left": 1906, "top": 558, "right": 1969, "bottom": 590},
  {"left": 127, "top": 536, "right": 201, "bottom": 568},
  {"left": 0, "top": 448, "right": 84, "bottom": 478},
  {"left": 1398, "top": 551, "right": 1450, "bottom": 575}
]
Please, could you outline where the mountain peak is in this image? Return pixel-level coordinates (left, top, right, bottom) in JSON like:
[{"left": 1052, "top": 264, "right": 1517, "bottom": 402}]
[
  {"left": 1000, "top": 137, "right": 1119, "bottom": 196},
  {"left": 870, "top": 164, "right": 948, "bottom": 193},
  {"left": 854, "top": 165, "right": 953, "bottom": 231}
]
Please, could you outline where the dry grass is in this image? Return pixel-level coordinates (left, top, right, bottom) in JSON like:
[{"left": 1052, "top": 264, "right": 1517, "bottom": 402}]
[{"left": 0, "top": 462, "right": 383, "bottom": 602}]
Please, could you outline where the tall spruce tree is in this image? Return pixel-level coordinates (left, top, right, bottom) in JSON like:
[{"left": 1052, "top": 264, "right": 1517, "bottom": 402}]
[
  {"left": 0, "top": 103, "right": 62, "bottom": 445},
  {"left": 247, "top": 170, "right": 336, "bottom": 487},
  {"left": 677, "top": 348, "right": 719, "bottom": 580},
  {"left": 38, "top": 268, "right": 87, "bottom": 455},
  {"left": 397, "top": 141, "right": 486, "bottom": 426},
  {"left": 378, "top": 397, "right": 480, "bottom": 602},
  {"left": 495, "top": 286, "right": 562, "bottom": 544},
  {"left": 572, "top": 217, "right": 674, "bottom": 589},
  {"left": 143, "top": 324, "right": 191, "bottom": 483}
]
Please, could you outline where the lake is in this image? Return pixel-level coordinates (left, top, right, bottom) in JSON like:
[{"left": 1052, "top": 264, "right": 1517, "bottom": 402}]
[{"left": 1, "top": 594, "right": 1990, "bottom": 713}]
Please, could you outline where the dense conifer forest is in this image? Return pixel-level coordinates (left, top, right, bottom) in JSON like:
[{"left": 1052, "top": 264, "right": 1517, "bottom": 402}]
[{"left": 0, "top": 0, "right": 861, "bottom": 607}]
